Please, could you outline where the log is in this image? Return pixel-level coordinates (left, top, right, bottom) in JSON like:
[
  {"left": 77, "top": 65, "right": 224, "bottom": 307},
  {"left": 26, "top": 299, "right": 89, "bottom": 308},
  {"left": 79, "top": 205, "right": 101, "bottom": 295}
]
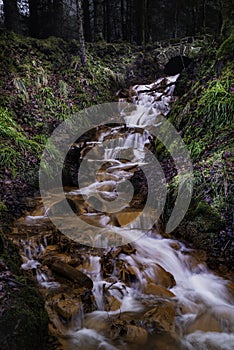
[{"left": 47, "top": 259, "right": 93, "bottom": 289}]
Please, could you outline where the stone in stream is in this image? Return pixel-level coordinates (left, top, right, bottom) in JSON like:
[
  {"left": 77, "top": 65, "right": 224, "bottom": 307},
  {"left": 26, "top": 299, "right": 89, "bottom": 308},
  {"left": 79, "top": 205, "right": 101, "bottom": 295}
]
[
  {"left": 52, "top": 293, "right": 82, "bottom": 320},
  {"left": 144, "top": 282, "right": 175, "bottom": 298},
  {"left": 143, "top": 301, "right": 176, "bottom": 333},
  {"left": 124, "top": 325, "right": 148, "bottom": 345},
  {"left": 112, "top": 244, "right": 136, "bottom": 258},
  {"left": 104, "top": 294, "right": 122, "bottom": 311},
  {"left": 110, "top": 320, "right": 148, "bottom": 345},
  {"left": 185, "top": 311, "right": 223, "bottom": 334},
  {"left": 149, "top": 263, "right": 176, "bottom": 288},
  {"left": 45, "top": 259, "right": 93, "bottom": 289},
  {"left": 112, "top": 210, "right": 142, "bottom": 227}
]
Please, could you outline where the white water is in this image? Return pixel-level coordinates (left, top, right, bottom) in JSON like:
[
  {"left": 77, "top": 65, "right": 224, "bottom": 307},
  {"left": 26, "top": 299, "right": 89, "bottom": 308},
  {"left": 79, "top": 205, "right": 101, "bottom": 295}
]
[{"left": 15, "top": 74, "right": 234, "bottom": 349}]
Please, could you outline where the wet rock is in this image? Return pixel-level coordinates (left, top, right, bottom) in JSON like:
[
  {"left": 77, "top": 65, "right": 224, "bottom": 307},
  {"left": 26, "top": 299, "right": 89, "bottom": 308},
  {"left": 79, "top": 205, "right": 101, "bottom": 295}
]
[
  {"left": 170, "top": 242, "right": 181, "bottom": 250},
  {"left": 104, "top": 294, "right": 121, "bottom": 311},
  {"left": 143, "top": 301, "right": 176, "bottom": 333},
  {"left": 144, "top": 282, "right": 175, "bottom": 298},
  {"left": 227, "top": 282, "right": 234, "bottom": 298},
  {"left": 124, "top": 325, "right": 148, "bottom": 345},
  {"left": 52, "top": 293, "right": 82, "bottom": 320},
  {"left": 185, "top": 311, "right": 223, "bottom": 333},
  {"left": 45, "top": 259, "right": 93, "bottom": 289},
  {"left": 118, "top": 262, "right": 138, "bottom": 285},
  {"left": 43, "top": 245, "right": 59, "bottom": 254},
  {"left": 150, "top": 332, "right": 180, "bottom": 350},
  {"left": 100, "top": 251, "right": 115, "bottom": 278},
  {"left": 46, "top": 304, "right": 68, "bottom": 337},
  {"left": 113, "top": 211, "right": 143, "bottom": 227},
  {"left": 50, "top": 253, "right": 72, "bottom": 264},
  {"left": 152, "top": 264, "right": 176, "bottom": 288},
  {"left": 112, "top": 244, "right": 136, "bottom": 258},
  {"left": 110, "top": 320, "right": 148, "bottom": 345}
]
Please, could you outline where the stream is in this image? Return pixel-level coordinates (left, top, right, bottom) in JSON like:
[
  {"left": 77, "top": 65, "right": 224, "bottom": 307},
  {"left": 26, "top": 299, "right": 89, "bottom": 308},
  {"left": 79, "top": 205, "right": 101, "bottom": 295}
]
[{"left": 9, "top": 75, "right": 234, "bottom": 350}]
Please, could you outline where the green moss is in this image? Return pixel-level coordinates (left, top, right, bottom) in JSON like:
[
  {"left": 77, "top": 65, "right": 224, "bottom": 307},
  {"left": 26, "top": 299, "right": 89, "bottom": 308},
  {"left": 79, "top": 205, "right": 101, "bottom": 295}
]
[
  {"left": 0, "top": 228, "right": 48, "bottom": 349},
  {"left": 217, "top": 30, "right": 234, "bottom": 58},
  {"left": 0, "top": 200, "right": 7, "bottom": 217},
  {"left": 159, "top": 41, "right": 233, "bottom": 267},
  {"left": 0, "top": 284, "right": 48, "bottom": 350},
  {"left": 0, "top": 107, "right": 42, "bottom": 179}
]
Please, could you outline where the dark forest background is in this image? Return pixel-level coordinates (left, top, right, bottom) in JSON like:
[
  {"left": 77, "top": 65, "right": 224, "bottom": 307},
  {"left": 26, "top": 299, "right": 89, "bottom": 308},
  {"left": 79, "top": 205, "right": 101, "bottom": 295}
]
[{"left": 0, "top": 0, "right": 223, "bottom": 44}]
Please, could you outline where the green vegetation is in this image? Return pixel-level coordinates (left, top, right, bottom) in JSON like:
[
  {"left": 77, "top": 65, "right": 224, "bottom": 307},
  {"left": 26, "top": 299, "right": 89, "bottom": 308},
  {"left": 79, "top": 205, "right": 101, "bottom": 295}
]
[
  {"left": 0, "top": 107, "right": 42, "bottom": 178},
  {"left": 0, "top": 227, "right": 48, "bottom": 349},
  {"left": 161, "top": 35, "right": 234, "bottom": 270}
]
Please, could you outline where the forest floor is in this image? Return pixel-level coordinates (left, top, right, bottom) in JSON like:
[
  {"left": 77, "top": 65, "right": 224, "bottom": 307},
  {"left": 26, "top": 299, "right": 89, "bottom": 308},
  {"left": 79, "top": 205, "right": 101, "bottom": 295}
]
[{"left": 0, "top": 29, "right": 233, "bottom": 348}]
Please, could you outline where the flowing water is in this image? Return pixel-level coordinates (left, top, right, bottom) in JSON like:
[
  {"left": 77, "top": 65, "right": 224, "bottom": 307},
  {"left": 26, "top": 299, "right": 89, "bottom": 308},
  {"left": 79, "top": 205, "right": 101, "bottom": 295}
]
[{"left": 10, "top": 75, "right": 234, "bottom": 350}]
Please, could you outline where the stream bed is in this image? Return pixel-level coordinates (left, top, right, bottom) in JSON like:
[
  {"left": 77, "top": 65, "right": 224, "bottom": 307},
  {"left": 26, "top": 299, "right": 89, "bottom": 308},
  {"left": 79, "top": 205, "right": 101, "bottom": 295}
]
[{"left": 9, "top": 75, "right": 234, "bottom": 350}]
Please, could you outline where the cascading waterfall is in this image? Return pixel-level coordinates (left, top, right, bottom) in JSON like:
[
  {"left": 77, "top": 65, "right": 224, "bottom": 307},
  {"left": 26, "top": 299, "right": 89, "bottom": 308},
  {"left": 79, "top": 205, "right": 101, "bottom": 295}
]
[{"left": 9, "top": 74, "right": 234, "bottom": 350}]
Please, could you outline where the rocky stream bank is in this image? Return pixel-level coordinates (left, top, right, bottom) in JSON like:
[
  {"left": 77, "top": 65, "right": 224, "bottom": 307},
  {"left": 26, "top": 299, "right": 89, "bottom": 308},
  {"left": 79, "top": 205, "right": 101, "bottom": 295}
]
[{"left": 0, "top": 30, "right": 233, "bottom": 349}]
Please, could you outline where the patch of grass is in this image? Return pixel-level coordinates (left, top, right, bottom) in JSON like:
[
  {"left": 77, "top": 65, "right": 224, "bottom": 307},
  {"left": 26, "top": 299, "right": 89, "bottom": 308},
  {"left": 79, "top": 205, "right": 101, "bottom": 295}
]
[
  {"left": 196, "top": 77, "right": 234, "bottom": 129},
  {"left": 0, "top": 107, "right": 42, "bottom": 179}
]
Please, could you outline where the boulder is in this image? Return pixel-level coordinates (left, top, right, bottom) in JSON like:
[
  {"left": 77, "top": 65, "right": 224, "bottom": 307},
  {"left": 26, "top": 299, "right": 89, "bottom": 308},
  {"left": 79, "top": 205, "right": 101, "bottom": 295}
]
[
  {"left": 144, "top": 283, "right": 175, "bottom": 298},
  {"left": 152, "top": 264, "right": 176, "bottom": 288},
  {"left": 143, "top": 301, "right": 176, "bottom": 333},
  {"left": 124, "top": 325, "right": 148, "bottom": 345},
  {"left": 52, "top": 293, "right": 82, "bottom": 320},
  {"left": 104, "top": 295, "right": 121, "bottom": 311}
]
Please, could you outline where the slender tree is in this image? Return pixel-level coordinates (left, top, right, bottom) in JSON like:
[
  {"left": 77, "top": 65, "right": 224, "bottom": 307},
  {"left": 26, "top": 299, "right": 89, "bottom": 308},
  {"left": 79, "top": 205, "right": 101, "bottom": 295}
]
[
  {"left": 83, "top": 0, "right": 92, "bottom": 41},
  {"left": 3, "top": 0, "right": 21, "bottom": 32},
  {"left": 218, "top": 0, "right": 234, "bottom": 37},
  {"left": 76, "top": 0, "right": 87, "bottom": 66},
  {"left": 53, "top": 0, "right": 64, "bottom": 37},
  {"left": 94, "top": 0, "right": 104, "bottom": 41}
]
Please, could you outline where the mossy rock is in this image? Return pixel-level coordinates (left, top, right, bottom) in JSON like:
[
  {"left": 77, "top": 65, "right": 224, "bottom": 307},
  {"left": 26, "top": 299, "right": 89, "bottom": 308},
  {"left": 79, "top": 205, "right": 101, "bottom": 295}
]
[
  {"left": 0, "top": 285, "right": 48, "bottom": 350},
  {"left": 171, "top": 200, "right": 224, "bottom": 247}
]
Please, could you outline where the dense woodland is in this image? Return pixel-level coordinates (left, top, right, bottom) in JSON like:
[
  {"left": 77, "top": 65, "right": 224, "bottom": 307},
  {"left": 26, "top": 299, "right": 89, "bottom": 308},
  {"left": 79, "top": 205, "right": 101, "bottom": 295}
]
[{"left": 0, "top": 0, "right": 223, "bottom": 43}]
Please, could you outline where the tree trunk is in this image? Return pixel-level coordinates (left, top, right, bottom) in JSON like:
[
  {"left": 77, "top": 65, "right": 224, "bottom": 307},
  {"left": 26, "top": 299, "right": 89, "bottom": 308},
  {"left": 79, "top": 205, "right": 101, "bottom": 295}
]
[
  {"left": 29, "top": 0, "right": 52, "bottom": 38},
  {"left": 28, "top": 0, "right": 38, "bottom": 37},
  {"left": 53, "top": 0, "right": 64, "bottom": 37},
  {"left": 94, "top": 0, "right": 104, "bottom": 41},
  {"left": 3, "top": 0, "right": 21, "bottom": 33},
  {"left": 135, "top": 0, "right": 146, "bottom": 45},
  {"left": 83, "top": 0, "right": 92, "bottom": 41},
  {"left": 219, "top": 0, "right": 234, "bottom": 37},
  {"left": 76, "top": 0, "right": 87, "bottom": 66}
]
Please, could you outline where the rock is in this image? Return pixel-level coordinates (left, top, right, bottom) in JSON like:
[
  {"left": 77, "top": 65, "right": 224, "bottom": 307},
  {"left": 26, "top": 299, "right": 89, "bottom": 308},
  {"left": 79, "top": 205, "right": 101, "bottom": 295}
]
[
  {"left": 43, "top": 245, "right": 59, "bottom": 253},
  {"left": 170, "top": 242, "right": 181, "bottom": 250},
  {"left": 112, "top": 244, "right": 136, "bottom": 258},
  {"left": 104, "top": 295, "right": 121, "bottom": 311},
  {"left": 152, "top": 264, "right": 176, "bottom": 288},
  {"left": 143, "top": 301, "right": 176, "bottom": 333},
  {"left": 50, "top": 254, "right": 72, "bottom": 264},
  {"left": 118, "top": 262, "right": 138, "bottom": 285},
  {"left": 110, "top": 320, "right": 148, "bottom": 345},
  {"left": 227, "top": 282, "right": 234, "bottom": 297},
  {"left": 150, "top": 332, "right": 180, "bottom": 350},
  {"left": 144, "top": 283, "right": 175, "bottom": 298},
  {"left": 113, "top": 210, "right": 142, "bottom": 226},
  {"left": 46, "top": 259, "right": 93, "bottom": 289},
  {"left": 52, "top": 293, "right": 82, "bottom": 319},
  {"left": 185, "top": 312, "right": 223, "bottom": 333},
  {"left": 124, "top": 325, "right": 148, "bottom": 345}
]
